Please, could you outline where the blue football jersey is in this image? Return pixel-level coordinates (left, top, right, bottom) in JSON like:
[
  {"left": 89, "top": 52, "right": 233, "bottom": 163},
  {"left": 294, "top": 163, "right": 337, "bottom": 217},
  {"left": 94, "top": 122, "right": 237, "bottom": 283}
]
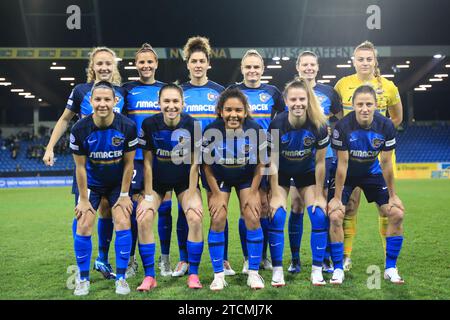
[
  {"left": 202, "top": 118, "right": 264, "bottom": 184},
  {"left": 139, "top": 113, "right": 199, "bottom": 185},
  {"left": 268, "top": 111, "right": 329, "bottom": 175},
  {"left": 313, "top": 83, "right": 342, "bottom": 159},
  {"left": 227, "top": 83, "right": 285, "bottom": 130},
  {"left": 331, "top": 112, "right": 396, "bottom": 177},
  {"left": 66, "top": 82, "right": 126, "bottom": 117},
  {"left": 181, "top": 80, "right": 224, "bottom": 130},
  {"left": 122, "top": 80, "right": 166, "bottom": 160},
  {"left": 70, "top": 113, "right": 138, "bottom": 189}
]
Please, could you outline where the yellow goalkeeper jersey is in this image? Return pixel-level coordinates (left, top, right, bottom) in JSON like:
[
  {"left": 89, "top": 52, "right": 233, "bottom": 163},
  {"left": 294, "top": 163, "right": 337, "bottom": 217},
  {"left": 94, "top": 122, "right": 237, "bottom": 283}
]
[{"left": 334, "top": 74, "right": 401, "bottom": 116}]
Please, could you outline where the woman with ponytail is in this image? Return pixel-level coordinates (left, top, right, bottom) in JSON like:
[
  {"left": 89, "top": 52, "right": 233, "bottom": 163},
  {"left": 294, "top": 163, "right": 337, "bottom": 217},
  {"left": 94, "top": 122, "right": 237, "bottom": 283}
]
[{"left": 334, "top": 40, "right": 403, "bottom": 272}]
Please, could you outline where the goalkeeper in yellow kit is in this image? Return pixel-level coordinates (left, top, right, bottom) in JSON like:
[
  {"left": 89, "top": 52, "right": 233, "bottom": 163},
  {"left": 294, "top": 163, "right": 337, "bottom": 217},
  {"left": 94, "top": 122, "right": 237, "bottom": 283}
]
[{"left": 334, "top": 40, "right": 403, "bottom": 271}]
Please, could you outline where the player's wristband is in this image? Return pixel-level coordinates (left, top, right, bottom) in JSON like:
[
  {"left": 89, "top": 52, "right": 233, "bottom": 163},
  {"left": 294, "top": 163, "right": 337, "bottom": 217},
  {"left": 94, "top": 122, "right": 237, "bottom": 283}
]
[
  {"left": 119, "top": 192, "right": 129, "bottom": 197},
  {"left": 144, "top": 194, "right": 154, "bottom": 202}
]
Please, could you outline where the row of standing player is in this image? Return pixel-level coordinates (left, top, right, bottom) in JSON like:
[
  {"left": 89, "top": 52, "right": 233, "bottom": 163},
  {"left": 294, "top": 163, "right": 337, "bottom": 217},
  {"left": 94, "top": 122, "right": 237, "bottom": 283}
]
[{"left": 43, "top": 37, "right": 405, "bottom": 295}]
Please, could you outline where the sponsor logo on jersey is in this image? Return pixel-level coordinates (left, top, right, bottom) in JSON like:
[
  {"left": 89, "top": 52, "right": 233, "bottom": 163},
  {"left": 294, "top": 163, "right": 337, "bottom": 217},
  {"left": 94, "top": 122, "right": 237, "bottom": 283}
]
[
  {"left": 185, "top": 104, "right": 215, "bottom": 112},
  {"left": 303, "top": 136, "right": 315, "bottom": 147},
  {"left": 371, "top": 137, "right": 384, "bottom": 148},
  {"left": 112, "top": 136, "right": 125, "bottom": 147},
  {"left": 282, "top": 149, "right": 312, "bottom": 158},
  {"left": 156, "top": 148, "right": 187, "bottom": 157},
  {"left": 259, "top": 93, "right": 270, "bottom": 103},
  {"left": 349, "top": 150, "right": 379, "bottom": 158},
  {"left": 207, "top": 92, "right": 219, "bottom": 102},
  {"left": 249, "top": 103, "right": 269, "bottom": 111},
  {"left": 135, "top": 100, "right": 159, "bottom": 109},
  {"left": 89, "top": 150, "right": 123, "bottom": 159}
]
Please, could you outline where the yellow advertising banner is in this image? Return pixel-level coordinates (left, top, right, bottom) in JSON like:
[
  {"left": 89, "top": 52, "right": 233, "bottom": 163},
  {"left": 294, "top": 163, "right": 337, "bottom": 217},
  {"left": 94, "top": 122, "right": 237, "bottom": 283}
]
[{"left": 396, "top": 163, "right": 438, "bottom": 179}]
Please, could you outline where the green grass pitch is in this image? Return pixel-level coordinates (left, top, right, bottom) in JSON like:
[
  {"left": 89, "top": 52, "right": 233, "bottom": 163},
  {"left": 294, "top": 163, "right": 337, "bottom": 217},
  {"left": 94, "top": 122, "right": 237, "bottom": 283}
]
[{"left": 1, "top": 179, "right": 449, "bottom": 300}]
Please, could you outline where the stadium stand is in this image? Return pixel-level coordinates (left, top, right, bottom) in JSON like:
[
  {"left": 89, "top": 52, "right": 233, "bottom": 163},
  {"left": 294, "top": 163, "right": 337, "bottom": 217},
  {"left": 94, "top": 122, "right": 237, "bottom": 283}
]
[
  {"left": 0, "top": 132, "right": 74, "bottom": 175},
  {"left": 396, "top": 124, "right": 450, "bottom": 163}
]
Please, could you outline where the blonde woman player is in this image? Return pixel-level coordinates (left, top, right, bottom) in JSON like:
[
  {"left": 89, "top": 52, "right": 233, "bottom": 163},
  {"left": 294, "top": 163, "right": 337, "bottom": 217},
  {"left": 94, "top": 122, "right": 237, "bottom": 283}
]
[
  {"left": 43, "top": 47, "right": 126, "bottom": 280},
  {"left": 334, "top": 40, "right": 403, "bottom": 271}
]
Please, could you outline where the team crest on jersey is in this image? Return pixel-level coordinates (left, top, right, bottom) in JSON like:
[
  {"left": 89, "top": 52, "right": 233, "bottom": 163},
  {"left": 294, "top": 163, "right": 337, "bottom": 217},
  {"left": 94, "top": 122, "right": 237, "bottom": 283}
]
[
  {"left": 207, "top": 92, "right": 219, "bottom": 102},
  {"left": 333, "top": 129, "right": 339, "bottom": 139},
  {"left": 317, "top": 95, "right": 326, "bottom": 104},
  {"left": 259, "top": 93, "right": 270, "bottom": 103},
  {"left": 112, "top": 136, "right": 125, "bottom": 147},
  {"left": 375, "top": 88, "right": 384, "bottom": 96},
  {"left": 70, "top": 133, "right": 75, "bottom": 143},
  {"left": 371, "top": 137, "right": 384, "bottom": 148},
  {"left": 303, "top": 136, "right": 315, "bottom": 147}
]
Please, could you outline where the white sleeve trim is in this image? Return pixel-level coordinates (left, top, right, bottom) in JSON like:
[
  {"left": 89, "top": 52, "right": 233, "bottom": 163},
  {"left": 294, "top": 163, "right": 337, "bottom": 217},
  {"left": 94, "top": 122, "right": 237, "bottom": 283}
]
[
  {"left": 318, "top": 136, "right": 329, "bottom": 146},
  {"left": 385, "top": 138, "right": 396, "bottom": 147},
  {"left": 128, "top": 138, "right": 138, "bottom": 147},
  {"left": 69, "top": 143, "right": 79, "bottom": 151},
  {"left": 332, "top": 139, "right": 342, "bottom": 147}
]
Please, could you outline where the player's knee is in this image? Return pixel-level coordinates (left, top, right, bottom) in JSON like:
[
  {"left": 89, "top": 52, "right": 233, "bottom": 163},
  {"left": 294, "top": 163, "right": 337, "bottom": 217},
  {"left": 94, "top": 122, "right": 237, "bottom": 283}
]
[
  {"left": 329, "top": 211, "right": 344, "bottom": 228},
  {"left": 388, "top": 207, "right": 404, "bottom": 225},
  {"left": 307, "top": 206, "right": 328, "bottom": 231},
  {"left": 186, "top": 210, "right": 202, "bottom": 227},
  {"left": 113, "top": 212, "right": 131, "bottom": 230},
  {"left": 211, "top": 211, "right": 227, "bottom": 231},
  {"left": 138, "top": 210, "right": 153, "bottom": 227},
  {"left": 243, "top": 213, "right": 259, "bottom": 230},
  {"left": 77, "top": 218, "right": 94, "bottom": 235}
]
